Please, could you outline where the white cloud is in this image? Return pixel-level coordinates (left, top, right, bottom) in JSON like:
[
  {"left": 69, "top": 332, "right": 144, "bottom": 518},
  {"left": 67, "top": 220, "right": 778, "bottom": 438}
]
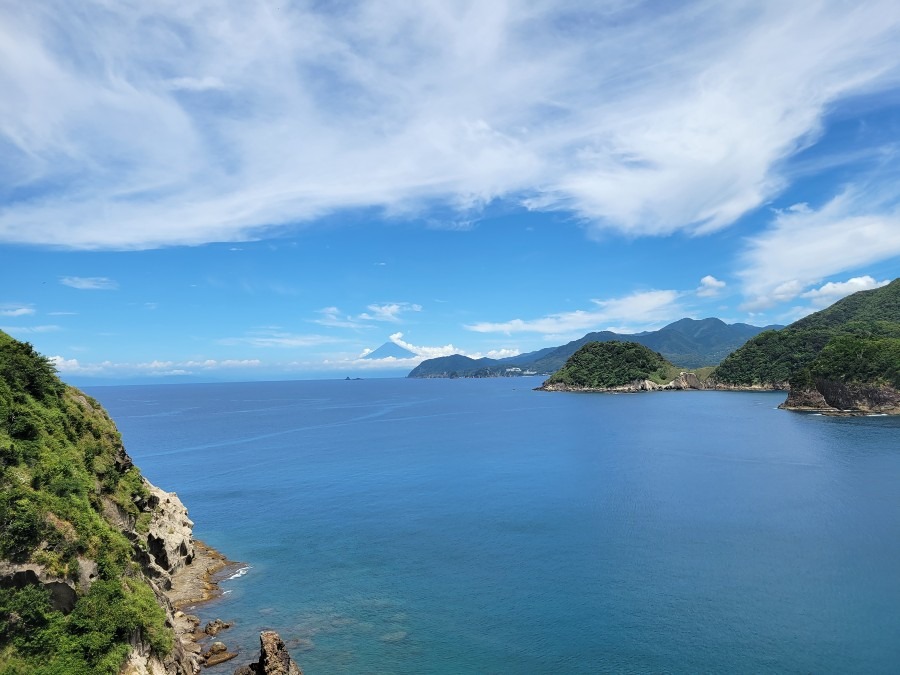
[
  {"left": 696, "top": 275, "right": 726, "bottom": 297},
  {"left": 0, "top": 305, "right": 35, "bottom": 316},
  {"left": 314, "top": 302, "right": 422, "bottom": 328},
  {"left": 358, "top": 303, "right": 422, "bottom": 322},
  {"left": 218, "top": 330, "right": 337, "bottom": 348},
  {"left": 313, "top": 307, "right": 367, "bottom": 329},
  {"left": 465, "top": 289, "right": 682, "bottom": 335},
  {"left": 800, "top": 275, "right": 890, "bottom": 307},
  {"left": 387, "top": 332, "right": 465, "bottom": 359},
  {"left": 485, "top": 348, "right": 520, "bottom": 359},
  {"left": 0, "top": 324, "right": 60, "bottom": 334},
  {"left": 2, "top": 2, "right": 900, "bottom": 248},
  {"left": 739, "top": 186, "right": 900, "bottom": 310},
  {"left": 59, "top": 276, "right": 118, "bottom": 290},
  {"left": 49, "top": 355, "right": 262, "bottom": 376},
  {"left": 164, "top": 76, "right": 226, "bottom": 92}
]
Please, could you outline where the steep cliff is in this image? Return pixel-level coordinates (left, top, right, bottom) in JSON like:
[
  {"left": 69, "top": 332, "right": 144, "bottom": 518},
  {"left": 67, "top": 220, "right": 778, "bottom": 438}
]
[
  {"left": 0, "top": 331, "right": 201, "bottom": 674},
  {"left": 780, "top": 335, "right": 900, "bottom": 414}
]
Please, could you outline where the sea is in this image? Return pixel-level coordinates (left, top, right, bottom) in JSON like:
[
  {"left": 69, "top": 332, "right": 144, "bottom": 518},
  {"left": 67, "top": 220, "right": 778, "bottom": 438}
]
[{"left": 86, "top": 377, "right": 900, "bottom": 674}]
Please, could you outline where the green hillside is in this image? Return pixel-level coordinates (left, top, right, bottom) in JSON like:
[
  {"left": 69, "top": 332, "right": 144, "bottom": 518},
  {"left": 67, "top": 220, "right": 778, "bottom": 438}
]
[
  {"left": 0, "top": 331, "right": 171, "bottom": 674},
  {"left": 410, "top": 318, "right": 776, "bottom": 378},
  {"left": 715, "top": 279, "right": 900, "bottom": 385},
  {"left": 792, "top": 336, "right": 900, "bottom": 389},
  {"left": 542, "top": 341, "right": 679, "bottom": 389}
]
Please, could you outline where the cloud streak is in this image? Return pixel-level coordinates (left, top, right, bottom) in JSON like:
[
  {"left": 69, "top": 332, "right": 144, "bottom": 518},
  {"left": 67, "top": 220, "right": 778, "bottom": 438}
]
[
  {"left": 739, "top": 185, "right": 900, "bottom": 310},
  {"left": 465, "top": 289, "right": 683, "bottom": 335},
  {"left": 0, "top": 305, "right": 35, "bottom": 317},
  {"left": 59, "top": 276, "right": 118, "bottom": 290},
  {"left": 2, "top": 1, "right": 900, "bottom": 249}
]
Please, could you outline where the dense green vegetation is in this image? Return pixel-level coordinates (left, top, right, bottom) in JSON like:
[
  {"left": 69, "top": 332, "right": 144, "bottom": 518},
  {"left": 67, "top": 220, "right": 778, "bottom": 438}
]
[
  {"left": 543, "top": 341, "right": 679, "bottom": 389},
  {"left": 790, "top": 336, "right": 900, "bottom": 389},
  {"left": 0, "top": 331, "right": 171, "bottom": 674},
  {"left": 715, "top": 279, "right": 900, "bottom": 385}
]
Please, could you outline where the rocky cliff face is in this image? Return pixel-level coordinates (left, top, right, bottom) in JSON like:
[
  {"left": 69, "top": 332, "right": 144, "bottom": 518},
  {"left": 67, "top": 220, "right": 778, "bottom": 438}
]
[
  {"left": 0, "top": 348, "right": 203, "bottom": 674},
  {"left": 780, "top": 380, "right": 900, "bottom": 414},
  {"left": 123, "top": 482, "right": 200, "bottom": 675}
]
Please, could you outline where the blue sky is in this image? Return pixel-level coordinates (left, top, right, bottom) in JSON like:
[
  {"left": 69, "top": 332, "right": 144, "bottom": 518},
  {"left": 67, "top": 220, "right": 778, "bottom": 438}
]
[{"left": 2, "top": 0, "right": 900, "bottom": 383}]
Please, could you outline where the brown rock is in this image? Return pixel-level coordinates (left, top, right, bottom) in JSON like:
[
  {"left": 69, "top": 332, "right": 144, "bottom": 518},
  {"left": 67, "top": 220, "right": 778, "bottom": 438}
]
[
  {"left": 234, "top": 631, "right": 302, "bottom": 675},
  {"left": 205, "top": 618, "right": 232, "bottom": 636},
  {"left": 205, "top": 651, "right": 238, "bottom": 667}
]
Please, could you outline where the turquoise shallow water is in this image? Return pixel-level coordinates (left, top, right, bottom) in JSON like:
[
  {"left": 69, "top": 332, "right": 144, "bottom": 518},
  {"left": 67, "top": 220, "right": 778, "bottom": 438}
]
[{"left": 87, "top": 378, "right": 900, "bottom": 673}]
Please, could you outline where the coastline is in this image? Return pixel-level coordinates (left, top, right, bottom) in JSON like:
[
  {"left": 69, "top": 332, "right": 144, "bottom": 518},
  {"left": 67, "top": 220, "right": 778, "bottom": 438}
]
[{"left": 166, "top": 540, "right": 246, "bottom": 665}]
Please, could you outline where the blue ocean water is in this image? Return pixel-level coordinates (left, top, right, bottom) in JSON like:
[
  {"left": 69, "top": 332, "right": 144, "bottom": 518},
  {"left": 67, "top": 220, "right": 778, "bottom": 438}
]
[{"left": 87, "top": 378, "right": 900, "bottom": 674}]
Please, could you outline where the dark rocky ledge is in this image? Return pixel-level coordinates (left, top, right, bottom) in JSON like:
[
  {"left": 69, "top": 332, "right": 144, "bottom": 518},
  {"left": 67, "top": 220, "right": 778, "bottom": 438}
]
[{"left": 780, "top": 379, "right": 900, "bottom": 415}]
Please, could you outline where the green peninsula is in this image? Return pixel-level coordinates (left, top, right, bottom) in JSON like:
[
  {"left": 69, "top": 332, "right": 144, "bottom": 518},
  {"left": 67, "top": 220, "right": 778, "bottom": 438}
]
[{"left": 538, "top": 341, "right": 708, "bottom": 392}]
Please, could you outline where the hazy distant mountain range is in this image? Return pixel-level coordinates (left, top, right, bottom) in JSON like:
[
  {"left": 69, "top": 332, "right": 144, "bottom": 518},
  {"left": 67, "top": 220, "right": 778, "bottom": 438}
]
[{"left": 408, "top": 317, "right": 782, "bottom": 378}]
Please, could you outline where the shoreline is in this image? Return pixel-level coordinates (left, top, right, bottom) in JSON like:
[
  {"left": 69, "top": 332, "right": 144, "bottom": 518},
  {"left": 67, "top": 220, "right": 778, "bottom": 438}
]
[{"left": 166, "top": 540, "right": 246, "bottom": 665}]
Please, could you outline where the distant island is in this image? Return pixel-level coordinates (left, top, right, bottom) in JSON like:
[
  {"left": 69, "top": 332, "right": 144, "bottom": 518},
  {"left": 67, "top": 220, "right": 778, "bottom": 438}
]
[
  {"left": 538, "top": 279, "right": 900, "bottom": 415},
  {"left": 538, "top": 341, "right": 708, "bottom": 392},
  {"left": 408, "top": 317, "right": 780, "bottom": 378}
]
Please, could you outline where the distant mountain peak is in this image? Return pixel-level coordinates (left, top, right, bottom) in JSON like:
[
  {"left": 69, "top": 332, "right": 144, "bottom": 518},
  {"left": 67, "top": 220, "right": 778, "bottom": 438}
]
[{"left": 363, "top": 341, "right": 417, "bottom": 360}]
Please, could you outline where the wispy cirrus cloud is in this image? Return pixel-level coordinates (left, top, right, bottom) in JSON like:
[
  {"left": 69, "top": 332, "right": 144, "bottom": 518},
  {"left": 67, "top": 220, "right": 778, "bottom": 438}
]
[
  {"left": 0, "top": 324, "right": 60, "bottom": 334},
  {"left": 59, "top": 276, "right": 118, "bottom": 290},
  {"left": 218, "top": 330, "right": 337, "bottom": 348},
  {"left": 358, "top": 303, "right": 422, "bottom": 322},
  {"left": 314, "top": 307, "right": 367, "bottom": 329},
  {"left": 0, "top": 304, "right": 35, "bottom": 317},
  {"left": 465, "top": 289, "right": 683, "bottom": 335},
  {"left": 2, "top": 2, "right": 900, "bottom": 249},
  {"left": 739, "top": 185, "right": 900, "bottom": 310},
  {"left": 313, "top": 302, "right": 422, "bottom": 328}
]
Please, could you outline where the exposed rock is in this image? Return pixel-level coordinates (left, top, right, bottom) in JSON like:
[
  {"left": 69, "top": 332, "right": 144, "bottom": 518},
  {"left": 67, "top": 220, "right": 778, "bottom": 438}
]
[
  {"left": 705, "top": 378, "right": 788, "bottom": 391},
  {"left": 205, "top": 618, "right": 232, "bottom": 636},
  {"left": 202, "top": 641, "right": 238, "bottom": 667},
  {"left": 539, "top": 372, "right": 707, "bottom": 393},
  {"left": 205, "top": 651, "right": 238, "bottom": 667},
  {"left": 781, "top": 380, "right": 900, "bottom": 414},
  {"left": 145, "top": 484, "right": 195, "bottom": 579},
  {"left": 667, "top": 372, "right": 704, "bottom": 390},
  {"left": 234, "top": 631, "right": 303, "bottom": 675},
  {"left": 0, "top": 563, "right": 77, "bottom": 613}
]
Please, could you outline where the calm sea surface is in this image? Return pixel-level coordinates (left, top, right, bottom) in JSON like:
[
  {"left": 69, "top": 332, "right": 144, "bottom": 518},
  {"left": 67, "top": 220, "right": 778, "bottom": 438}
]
[{"left": 86, "top": 378, "right": 900, "bottom": 674}]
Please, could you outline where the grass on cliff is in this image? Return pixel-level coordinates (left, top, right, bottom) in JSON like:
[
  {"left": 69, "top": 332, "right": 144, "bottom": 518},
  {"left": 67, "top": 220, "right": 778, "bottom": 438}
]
[
  {"left": 0, "top": 331, "right": 172, "bottom": 674},
  {"left": 544, "top": 341, "right": 680, "bottom": 388}
]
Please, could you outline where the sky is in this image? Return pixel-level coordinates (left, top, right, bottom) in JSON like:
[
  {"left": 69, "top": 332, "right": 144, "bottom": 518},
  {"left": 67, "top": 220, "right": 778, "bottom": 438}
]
[{"left": 2, "top": 0, "right": 900, "bottom": 383}]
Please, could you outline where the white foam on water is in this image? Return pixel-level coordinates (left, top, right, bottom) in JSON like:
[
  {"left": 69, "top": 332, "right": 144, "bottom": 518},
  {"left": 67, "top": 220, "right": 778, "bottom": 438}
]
[{"left": 226, "top": 565, "right": 251, "bottom": 581}]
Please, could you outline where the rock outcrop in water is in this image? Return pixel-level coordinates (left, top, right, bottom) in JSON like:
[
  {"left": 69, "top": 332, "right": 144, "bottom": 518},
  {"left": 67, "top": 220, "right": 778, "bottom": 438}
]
[
  {"left": 780, "top": 380, "right": 900, "bottom": 414},
  {"left": 234, "top": 631, "right": 303, "bottom": 675}
]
